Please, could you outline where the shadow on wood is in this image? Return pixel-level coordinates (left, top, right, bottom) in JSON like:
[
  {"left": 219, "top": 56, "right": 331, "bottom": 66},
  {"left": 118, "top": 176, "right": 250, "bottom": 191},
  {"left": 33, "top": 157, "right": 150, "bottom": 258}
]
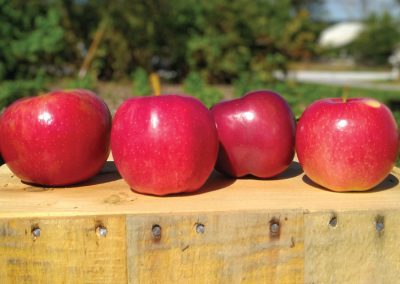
[
  {"left": 20, "top": 161, "right": 122, "bottom": 190},
  {"left": 234, "top": 161, "right": 304, "bottom": 181},
  {"left": 80, "top": 161, "right": 122, "bottom": 186},
  {"left": 271, "top": 161, "right": 303, "bottom": 180},
  {"left": 142, "top": 171, "right": 236, "bottom": 197},
  {"left": 302, "top": 173, "right": 399, "bottom": 193}
]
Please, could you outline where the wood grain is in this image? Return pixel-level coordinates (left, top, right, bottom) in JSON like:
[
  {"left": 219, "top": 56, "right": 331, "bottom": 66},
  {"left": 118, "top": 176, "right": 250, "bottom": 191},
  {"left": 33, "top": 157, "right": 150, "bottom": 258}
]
[
  {"left": 0, "top": 160, "right": 400, "bottom": 283},
  {"left": 126, "top": 211, "right": 304, "bottom": 284},
  {"left": 0, "top": 216, "right": 127, "bottom": 283},
  {"left": 305, "top": 210, "right": 400, "bottom": 284},
  {"left": 0, "top": 161, "right": 399, "bottom": 218}
]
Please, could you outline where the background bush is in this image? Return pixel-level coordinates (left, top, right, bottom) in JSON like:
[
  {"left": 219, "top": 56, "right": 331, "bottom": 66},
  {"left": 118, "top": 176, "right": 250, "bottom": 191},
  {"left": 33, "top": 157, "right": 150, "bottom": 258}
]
[
  {"left": 349, "top": 12, "right": 400, "bottom": 66},
  {"left": 0, "top": 0, "right": 320, "bottom": 82},
  {"left": 132, "top": 68, "right": 151, "bottom": 96},
  {"left": 183, "top": 72, "right": 223, "bottom": 108}
]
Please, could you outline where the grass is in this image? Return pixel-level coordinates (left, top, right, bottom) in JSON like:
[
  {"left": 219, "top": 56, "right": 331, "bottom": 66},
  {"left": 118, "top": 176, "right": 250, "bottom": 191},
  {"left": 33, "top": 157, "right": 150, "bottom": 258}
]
[
  {"left": 266, "top": 81, "right": 400, "bottom": 166},
  {"left": 1, "top": 78, "right": 399, "bottom": 166},
  {"left": 53, "top": 79, "right": 400, "bottom": 167},
  {"left": 288, "top": 61, "right": 392, "bottom": 72},
  {"left": 267, "top": 81, "right": 400, "bottom": 118}
]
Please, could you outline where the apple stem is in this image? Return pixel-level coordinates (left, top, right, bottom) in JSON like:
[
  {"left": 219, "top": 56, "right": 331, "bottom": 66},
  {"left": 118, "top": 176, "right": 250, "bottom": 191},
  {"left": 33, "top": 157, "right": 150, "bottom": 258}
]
[
  {"left": 341, "top": 86, "right": 348, "bottom": 103},
  {"left": 150, "top": 72, "right": 161, "bottom": 96}
]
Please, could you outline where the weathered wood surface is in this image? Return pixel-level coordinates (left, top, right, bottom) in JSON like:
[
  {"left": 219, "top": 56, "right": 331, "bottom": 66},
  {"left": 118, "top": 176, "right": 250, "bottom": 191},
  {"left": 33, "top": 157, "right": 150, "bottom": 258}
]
[
  {"left": 304, "top": 210, "right": 400, "bottom": 284},
  {"left": 0, "top": 161, "right": 399, "bottom": 218},
  {"left": 0, "top": 216, "right": 127, "bottom": 283},
  {"left": 127, "top": 211, "right": 304, "bottom": 284},
  {"left": 0, "top": 160, "right": 399, "bottom": 283}
]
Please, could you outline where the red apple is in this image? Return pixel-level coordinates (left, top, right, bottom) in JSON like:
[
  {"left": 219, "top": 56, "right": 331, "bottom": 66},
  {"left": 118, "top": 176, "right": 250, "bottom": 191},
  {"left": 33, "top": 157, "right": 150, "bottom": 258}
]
[
  {"left": 296, "top": 98, "right": 399, "bottom": 192},
  {"left": 211, "top": 90, "right": 296, "bottom": 178},
  {"left": 0, "top": 89, "right": 111, "bottom": 186},
  {"left": 111, "top": 95, "right": 218, "bottom": 196}
]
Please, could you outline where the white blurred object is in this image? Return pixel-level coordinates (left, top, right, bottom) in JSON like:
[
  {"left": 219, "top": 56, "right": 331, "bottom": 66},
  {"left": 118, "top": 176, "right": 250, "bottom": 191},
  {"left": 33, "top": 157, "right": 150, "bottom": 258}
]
[
  {"left": 389, "top": 47, "right": 400, "bottom": 79},
  {"left": 389, "top": 47, "right": 400, "bottom": 66},
  {"left": 319, "top": 22, "right": 364, "bottom": 48}
]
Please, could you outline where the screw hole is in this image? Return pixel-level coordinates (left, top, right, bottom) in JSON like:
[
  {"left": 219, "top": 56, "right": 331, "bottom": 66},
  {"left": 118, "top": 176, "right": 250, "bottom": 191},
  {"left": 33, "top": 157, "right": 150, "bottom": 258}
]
[
  {"left": 375, "top": 215, "right": 384, "bottom": 233},
  {"left": 152, "top": 224, "right": 162, "bottom": 240},
  {"left": 329, "top": 216, "right": 337, "bottom": 227}
]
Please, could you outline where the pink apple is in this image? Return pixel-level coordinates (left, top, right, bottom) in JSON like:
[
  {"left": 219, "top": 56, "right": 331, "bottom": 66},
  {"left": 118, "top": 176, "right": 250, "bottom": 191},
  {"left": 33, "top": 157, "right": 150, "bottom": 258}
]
[
  {"left": 111, "top": 94, "right": 218, "bottom": 196},
  {"left": 0, "top": 89, "right": 111, "bottom": 186},
  {"left": 296, "top": 98, "right": 399, "bottom": 192},
  {"left": 211, "top": 90, "right": 296, "bottom": 178}
]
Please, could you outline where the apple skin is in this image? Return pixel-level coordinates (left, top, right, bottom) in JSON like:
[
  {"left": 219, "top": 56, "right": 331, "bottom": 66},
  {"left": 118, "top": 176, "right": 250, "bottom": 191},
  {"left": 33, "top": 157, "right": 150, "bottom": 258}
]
[
  {"left": 296, "top": 98, "right": 399, "bottom": 192},
  {"left": 111, "top": 95, "right": 218, "bottom": 196},
  {"left": 211, "top": 90, "right": 296, "bottom": 178},
  {"left": 0, "top": 89, "right": 111, "bottom": 186}
]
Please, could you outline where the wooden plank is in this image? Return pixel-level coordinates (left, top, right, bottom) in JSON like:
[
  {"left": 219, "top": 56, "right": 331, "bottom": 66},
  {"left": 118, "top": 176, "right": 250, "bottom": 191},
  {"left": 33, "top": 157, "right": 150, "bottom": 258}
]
[
  {"left": 0, "top": 216, "right": 127, "bottom": 283},
  {"left": 0, "top": 161, "right": 399, "bottom": 218},
  {"left": 126, "top": 210, "right": 304, "bottom": 284},
  {"left": 304, "top": 210, "right": 400, "bottom": 284}
]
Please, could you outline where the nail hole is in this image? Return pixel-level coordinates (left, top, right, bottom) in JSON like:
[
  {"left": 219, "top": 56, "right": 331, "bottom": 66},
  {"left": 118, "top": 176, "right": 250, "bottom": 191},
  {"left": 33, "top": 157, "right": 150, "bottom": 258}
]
[
  {"left": 329, "top": 216, "right": 337, "bottom": 227},
  {"left": 375, "top": 215, "right": 384, "bottom": 233},
  {"left": 96, "top": 225, "right": 108, "bottom": 237},
  {"left": 152, "top": 224, "right": 162, "bottom": 240},
  {"left": 195, "top": 223, "right": 205, "bottom": 234}
]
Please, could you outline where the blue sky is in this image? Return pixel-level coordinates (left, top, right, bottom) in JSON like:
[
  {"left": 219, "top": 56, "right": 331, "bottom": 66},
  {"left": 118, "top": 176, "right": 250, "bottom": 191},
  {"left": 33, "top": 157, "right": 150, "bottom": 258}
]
[{"left": 324, "top": 0, "right": 400, "bottom": 21}]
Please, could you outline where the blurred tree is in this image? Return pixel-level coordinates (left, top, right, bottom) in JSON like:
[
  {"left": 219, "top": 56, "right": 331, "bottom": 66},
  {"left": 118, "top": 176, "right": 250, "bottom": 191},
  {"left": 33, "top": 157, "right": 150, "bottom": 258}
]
[
  {"left": 0, "top": 0, "right": 65, "bottom": 108},
  {"left": 181, "top": 0, "right": 318, "bottom": 83},
  {"left": 183, "top": 72, "right": 223, "bottom": 107},
  {"left": 0, "top": 0, "right": 64, "bottom": 80},
  {"left": 0, "top": 0, "right": 321, "bottom": 84},
  {"left": 349, "top": 12, "right": 400, "bottom": 66},
  {"left": 132, "top": 67, "right": 151, "bottom": 96}
]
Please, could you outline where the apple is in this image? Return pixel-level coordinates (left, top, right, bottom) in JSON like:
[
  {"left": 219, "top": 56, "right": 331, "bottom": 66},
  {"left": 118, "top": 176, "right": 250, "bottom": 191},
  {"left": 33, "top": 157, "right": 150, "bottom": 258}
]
[
  {"left": 0, "top": 89, "right": 111, "bottom": 186},
  {"left": 111, "top": 94, "right": 218, "bottom": 196},
  {"left": 211, "top": 90, "right": 296, "bottom": 178},
  {"left": 296, "top": 98, "right": 399, "bottom": 192}
]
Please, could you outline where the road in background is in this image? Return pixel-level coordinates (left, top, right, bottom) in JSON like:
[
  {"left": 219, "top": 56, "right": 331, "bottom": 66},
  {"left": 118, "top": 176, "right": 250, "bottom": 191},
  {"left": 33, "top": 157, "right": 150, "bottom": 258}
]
[{"left": 275, "top": 70, "right": 400, "bottom": 92}]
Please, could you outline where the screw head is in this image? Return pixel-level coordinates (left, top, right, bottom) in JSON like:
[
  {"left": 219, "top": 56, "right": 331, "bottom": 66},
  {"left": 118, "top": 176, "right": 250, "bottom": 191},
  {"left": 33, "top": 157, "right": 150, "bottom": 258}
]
[
  {"left": 152, "top": 225, "right": 161, "bottom": 240},
  {"left": 96, "top": 226, "right": 108, "bottom": 237},
  {"left": 31, "top": 227, "right": 41, "bottom": 240},
  {"left": 270, "top": 222, "right": 280, "bottom": 234},
  {"left": 195, "top": 223, "right": 205, "bottom": 234}
]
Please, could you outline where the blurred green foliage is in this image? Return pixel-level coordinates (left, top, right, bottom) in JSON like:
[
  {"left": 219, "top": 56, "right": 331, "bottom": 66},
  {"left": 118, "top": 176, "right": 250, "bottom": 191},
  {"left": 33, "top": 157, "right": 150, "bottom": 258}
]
[
  {"left": 349, "top": 12, "right": 400, "bottom": 66},
  {"left": 236, "top": 80, "right": 400, "bottom": 165},
  {"left": 0, "top": 0, "right": 319, "bottom": 82},
  {"left": 0, "top": 0, "right": 62, "bottom": 106},
  {"left": 281, "top": 82, "right": 400, "bottom": 166},
  {"left": 68, "top": 75, "right": 95, "bottom": 90},
  {"left": 241, "top": 80, "right": 400, "bottom": 122},
  {"left": 132, "top": 68, "right": 151, "bottom": 96},
  {"left": 0, "top": 0, "right": 321, "bottom": 108},
  {"left": 234, "top": 72, "right": 267, "bottom": 98},
  {"left": 183, "top": 72, "right": 223, "bottom": 107},
  {"left": 180, "top": 1, "right": 317, "bottom": 83},
  {"left": 0, "top": 0, "right": 64, "bottom": 80},
  {"left": 0, "top": 77, "right": 45, "bottom": 109}
]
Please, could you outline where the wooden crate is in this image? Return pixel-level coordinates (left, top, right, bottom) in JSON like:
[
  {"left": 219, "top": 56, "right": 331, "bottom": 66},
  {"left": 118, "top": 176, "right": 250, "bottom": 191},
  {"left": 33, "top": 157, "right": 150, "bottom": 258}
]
[{"left": 0, "top": 159, "right": 399, "bottom": 283}]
